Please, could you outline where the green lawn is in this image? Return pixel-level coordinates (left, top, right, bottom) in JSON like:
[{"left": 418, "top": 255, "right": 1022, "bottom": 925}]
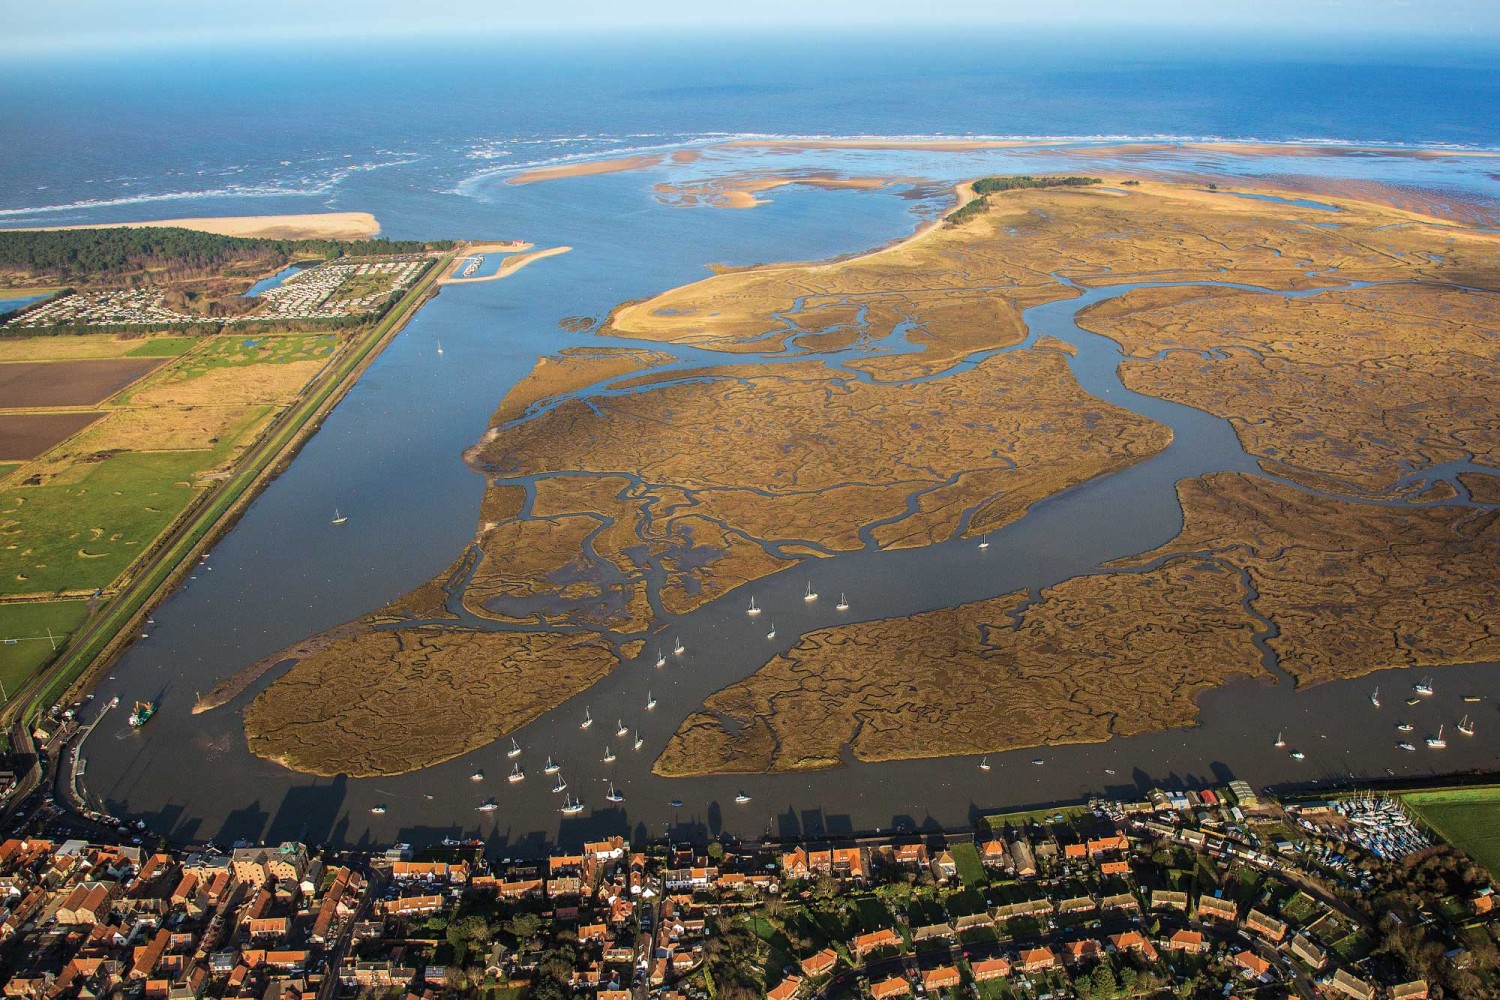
[
  {"left": 125, "top": 336, "right": 200, "bottom": 357},
  {"left": 0, "top": 464, "right": 17, "bottom": 482},
  {"left": 951, "top": 842, "right": 988, "bottom": 889},
  {"left": 0, "top": 600, "right": 90, "bottom": 700},
  {"left": 1403, "top": 787, "right": 1500, "bottom": 878}
]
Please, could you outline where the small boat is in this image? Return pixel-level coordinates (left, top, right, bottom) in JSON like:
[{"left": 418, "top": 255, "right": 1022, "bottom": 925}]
[
  {"left": 1273, "top": 732, "right": 1286, "bottom": 748},
  {"left": 581, "top": 708, "right": 593, "bottom": 730},
  {"left": 543, "top": 757, "right": 560, "bottom": 774},
  {"left": 552, "top": 775, "right": 567, "bottom": 793},
  {"left": 634, "top": 731, "right": 644, "bottom": 751},
  {"left": 617, "top": 720, "right": 629, "bottom": 737},
  {"left": 560, "top": 796, "right": 585, "bottom": 815},
  {"left": 669, "top": 800, "right": 683, "bottom": 808},
  {"left": 1397, "top": 742, "right": 1416, "bottom": 752},
  {"left": 1290, "top": 750, "right": 1305, "bottom": 761},
  {"left": 507, "top": 738, "right": 522, "bottom": 759},
  {"left": 646, "top": 691, "right": 657, "bottom": 711},
  {"left": 1457, "top": 715, "right": 1475, "bottom": 737},
  {"left": 508, "top": 764, "right": 525, "bottom": 783},
  {"left": 978, "top": 756, "right": 991, "bottom": 771},
  {"left": 1104, "top": 768, "right": 1116, "bottom": 775},
  {"left": 1031, "top": 758, "right": 1044, "bottom": 766},
  {"left": 655, "top": 647, "right": 666, "bottom": 668},
  {"left": 747, "top": 597, "right": 761, "bottom": 617},
  {"left": 108, "top": 695, "right": 121, "bottom": 709},
  {"left": 1405, "top": 697, "right": 1422, "bottom": 706},
  {"left": 470, "top": 770, "right": 485, "bottom": 782},
  {"left": 1397, "top": 722, "right": 1413, "bottom": 732},
  {"left": 674, "top": 637, "right": 685, "bottom": 655},
  {"left": 766, "top": 622, "right": 776, "bottom": 639},
  {"left": 423, "top": 794, "right": 434, "bottom": 800},
  {"left": 836, "top": 593, "right": 849, "bottom": 611},
  {"left": 978, "top": 533, "right": 990, "bottom": 550},
  {"left": 332, "top": 509, "right": 348, "bottom": 525},
  {"left": 734, "top": 792, "right": 752, "bottom": 804},
  {"left": 1415, "top": 677, "right": 1434, "bottom": 697},
  {"left": 477, "top": 800, "right": 498, "bottom": 812},
  {"left": 804, "top": 582, "right": 817, "bottom": 602},
  {"left": 602, "top": 746, "right": 616, "bottom": 763},
  {"left": 370, "top": 805, "right": 387, "bottom": 815},
  {"left": 128, "top": 701, "right": 156, "bottom": 728},
  {"left": 1370, "top": 687, "right": 1380, "bottom": 708},
  {"left": 436, "top": 340, "right": 444, "bottom": 356},
  {"left": 1463, "top": 695, "right": 1481, "bottom": 703},
  {"left": 1426, "top": 725, "right": 1446, "bottom": 749},
  {"left": 605, "top": 783, "right": 624, "bottom": 803}
]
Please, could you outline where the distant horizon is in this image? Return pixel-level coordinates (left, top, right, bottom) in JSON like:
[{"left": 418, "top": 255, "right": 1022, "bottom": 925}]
[{"left": 6, "top": 13, "right": 1500, "bottom": 60}]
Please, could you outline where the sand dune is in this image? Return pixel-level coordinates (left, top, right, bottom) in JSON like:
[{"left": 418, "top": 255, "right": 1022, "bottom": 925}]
[{"left": 16, "top": 212, "right": 381, "bottom": 240}]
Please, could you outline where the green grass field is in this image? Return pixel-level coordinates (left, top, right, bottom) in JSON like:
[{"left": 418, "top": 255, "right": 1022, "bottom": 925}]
[
  {"left": 125, "top": 336, "right": 199, "bottom": 357},
  {"left": 0, "top": 448, "right": 219, "bottom": 597},
  {"left": 1403, "top": 787, "right": 1500, "bottom": 878},
  {"left": 982, "top": 804, "right": 1090, "bottom": 829},
  {"left": 0, "top": 600, "right": 90, "bottom": 699},
  {"left": 951, "top": 842, "right": 987, "bottom": 889}
]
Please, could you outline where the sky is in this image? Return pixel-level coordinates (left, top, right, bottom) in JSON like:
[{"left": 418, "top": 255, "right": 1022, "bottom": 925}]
[{"left": 7, "top": 0, "right": 1500, "bottom": 56}]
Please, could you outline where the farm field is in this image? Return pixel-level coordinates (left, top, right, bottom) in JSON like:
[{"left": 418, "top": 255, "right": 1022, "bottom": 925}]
[
  {"left": 0, "top": 358, "right": 167, "bottom": 407},
  {"left": 1403, "top": 787, "right": 1500, "bottom": 878},
  {"left": 0, "top": 412, "right": 104, "bottom": 461},
  {"left": 0, "top": 332, "right": 188, "bottom": 362},
  {"left": 0, "top": 600, "right": 91, "bottom": 696}
]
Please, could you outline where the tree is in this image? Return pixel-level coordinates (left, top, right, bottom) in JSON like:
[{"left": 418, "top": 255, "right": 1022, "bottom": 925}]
[{"left": 707, "top": 842, "right": 726, "bottom": 862}]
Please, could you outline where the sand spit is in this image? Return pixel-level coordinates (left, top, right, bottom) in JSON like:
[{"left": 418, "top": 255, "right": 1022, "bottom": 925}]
[
  {"left": 719, "top": 139, "right": 1063, "bottom": 152},
  {"left": 440, "top": 246, "right": 571, "bottom": 284},
  {"left": 654, "top": 172, "right": 913, "bottom": 209},
  {"left": 11, "top": 212, "right": 381, "bottom": 241}
]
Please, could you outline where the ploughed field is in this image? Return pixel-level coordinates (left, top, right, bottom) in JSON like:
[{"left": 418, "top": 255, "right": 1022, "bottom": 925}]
[{"left": 235, "top": 178, "right": 1499, "bottom": 779}]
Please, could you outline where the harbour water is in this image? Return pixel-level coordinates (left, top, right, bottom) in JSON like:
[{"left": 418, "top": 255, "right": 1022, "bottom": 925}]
[{"left": 4, "top": 33, "right": 1497, "bottom": 849}]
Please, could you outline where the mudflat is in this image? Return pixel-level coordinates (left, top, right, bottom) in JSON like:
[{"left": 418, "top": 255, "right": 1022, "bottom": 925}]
[{"left": 0, "top": 412, "right": 103, "bottom": 461}]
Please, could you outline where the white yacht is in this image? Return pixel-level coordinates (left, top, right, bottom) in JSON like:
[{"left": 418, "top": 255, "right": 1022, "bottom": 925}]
[
  {"left": 1396, "top": 722, "right": 1414, "bottom": 732},
  {"left": 1290, "top": 750, "right": 1305, "bottom": 760},
  {"left": 560, "top": 796, "right": 585, "bottom": 815},
  {"left": 978, "top": 756, "right": 991, "bottom": 771},
  {"left": 606, "top": 783, "right": 624, "bottom": 803},
  {"left": 617, "top": 720, "right": 629, "bottom": 737},
  {"left": 1426, "top": 725, "right": 1447, "bottom": 749},
  {"left": 477, "top": 800, "right": 498, "bottom": 812},
  {"left": 602, "top": 746, "right": 616, "bottom": 763},
  {"left": 1415, "top": 677, "right": 1435, "bottom": 697},
  {"left": 766, "top": 622, "right": 776, "bottom": 640},
  {"left": 508, "top": 764, "right": 525, "bottom": 783},
  {"left": 543, "top": 756, "right": 560, "bottom": 774},
  {"left": 470, "top": 769, "right": 485, "bottom": 782},
  {"left": 1457, "top": 715, "right": 1475, "bottom": 737},
  {"left": 674, "top": 637, "right": 685, "bottom": 655},
  {"left": 1397, "top": 741, "right": 1416, "bottom": 752},
  {"left": 634, "top": 731, "right": 644, "bottom": 751},
  {"left": 551, "top": 775, "right": 567, "bottom": 793},
  {"left": 369, "top": 805, "right": 387, "bottom": 815},
  {"left": 581, "top": 708, "right": 593, "bottom": 730},
  {"left": 507, "top": 738, "right": 522, "bottom": 758},
  {"left": 978, "top": 534, "right": 989, "bottom": 550},
  {"left": 836, "top": 593, "right": 849, "bottom": 611},
  {"left": 1273, "top": 732, "right": 1286, "bottom": 748},
  {"left": 734, "top": 792, "right": 751, "bottom": 804},
  {"left": 1370, "top": 687, "right": 1380, "bottom": 708},
  {"left": 646, "top": 691, "right": 657, "bottom": 711},
  {"left": 804, "top": 582, "right": 817, "bottom": 602},
  {"left": 331, "top": 509, "right": 348, "bottom": 525},
  {"left": 747, "top": 597, "right": 761, "bottom": 616},
  {"left": 655, "top": 648, "right": 666, "bottom": 668}
]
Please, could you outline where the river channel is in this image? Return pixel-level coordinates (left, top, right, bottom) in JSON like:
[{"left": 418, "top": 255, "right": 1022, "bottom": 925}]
[{"left": 74, "top": 156, "right": 1498, "bottom": 852}]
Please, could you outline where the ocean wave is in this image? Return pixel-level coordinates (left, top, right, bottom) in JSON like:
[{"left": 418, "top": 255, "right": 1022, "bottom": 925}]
[{"left": 0, "top": 157, "right": 421, "bottom": 221}]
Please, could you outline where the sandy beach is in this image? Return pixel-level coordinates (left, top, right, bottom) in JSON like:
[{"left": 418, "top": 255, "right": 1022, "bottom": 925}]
[
  {"left": 440, "top": 245, "right": 571, "bottom": 283},
  {"left": 719, "top": 138, "right": 1062, "bottom": 152},
  {"left": 13, "top": 212, "right": 381, "bottom": 240}
]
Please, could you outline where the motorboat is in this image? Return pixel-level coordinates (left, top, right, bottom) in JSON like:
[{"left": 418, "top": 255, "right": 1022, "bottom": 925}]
[{"left": 734, "top": 792, "right": 751, "bottom": 804}]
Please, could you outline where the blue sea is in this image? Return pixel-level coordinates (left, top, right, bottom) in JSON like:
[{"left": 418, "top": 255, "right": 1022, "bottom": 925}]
[{"left": 3, "top": 30, "right": 1500, "bottom": 228}]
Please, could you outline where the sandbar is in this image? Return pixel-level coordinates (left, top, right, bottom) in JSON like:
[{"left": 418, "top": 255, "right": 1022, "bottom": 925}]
[{"left": 507, "top": 154, "right": 666, "bottom": 185}]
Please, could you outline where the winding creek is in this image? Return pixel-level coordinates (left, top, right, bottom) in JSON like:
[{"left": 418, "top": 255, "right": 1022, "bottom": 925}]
[{"left": 74, "top": 164, "right": 1498, "bottom": 852}]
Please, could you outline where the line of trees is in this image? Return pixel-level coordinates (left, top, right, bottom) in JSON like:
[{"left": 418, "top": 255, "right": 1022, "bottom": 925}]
[
  {"left": 946, "top": 175, "right": 1103, "bottom": 225},
  {"left": 0, "top": 227, "right": 453, "bottom": 284}
]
